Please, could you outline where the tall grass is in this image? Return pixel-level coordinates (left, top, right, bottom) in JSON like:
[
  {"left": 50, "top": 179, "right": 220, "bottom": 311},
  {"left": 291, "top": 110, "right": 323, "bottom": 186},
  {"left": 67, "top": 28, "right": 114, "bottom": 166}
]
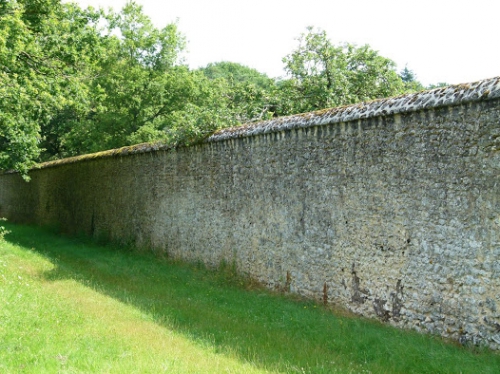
[{"left": 1, "top": 223, "right": 499, "bottom": 373}]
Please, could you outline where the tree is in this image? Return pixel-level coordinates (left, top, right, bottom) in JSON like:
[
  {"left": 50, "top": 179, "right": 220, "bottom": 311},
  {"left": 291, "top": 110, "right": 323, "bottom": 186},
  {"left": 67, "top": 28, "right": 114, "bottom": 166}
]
[
  {"left": 1, "top": 0, "right": 237, "bottom": 172},
  {"left": 198, "top": 62, "right": 278, "bottom": 123},
  {"left": 36, "top": 2, "right": 115, "bottom": 160},
  {"left": 280, "top": 27, "right": 405, "bottom": 114},
  {"left": 200, "top": 61, "right": 274, "bottom": 89},
  {"left": 427, "top": 82, "right": 449, "bottom": 89},
  {"left": 1, "top": 5, "right": 437, "bottom": 176},
  {"left": 41, "top": 2, "right": 234, "bottom": 157},
  {"left": 0, "top": 0, "right": 86, "bottom": 176},
  {"left": 399, "top": 65, "right": 425, "bottom": 92},
  {"left": 46, "top": 1, "right": 188, "bottom": 156}
]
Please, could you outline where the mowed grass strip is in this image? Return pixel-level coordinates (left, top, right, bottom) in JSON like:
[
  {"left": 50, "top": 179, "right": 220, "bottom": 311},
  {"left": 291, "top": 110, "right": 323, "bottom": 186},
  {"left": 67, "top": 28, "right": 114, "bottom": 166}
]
[{"left": 1, "top": 223, "right": 499, "bottom": 373}]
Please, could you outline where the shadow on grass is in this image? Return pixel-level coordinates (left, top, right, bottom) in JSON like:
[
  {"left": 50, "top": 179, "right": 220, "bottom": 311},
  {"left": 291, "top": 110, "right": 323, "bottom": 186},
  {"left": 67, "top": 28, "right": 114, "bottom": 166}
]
[{"left": 5, "top": 223, "right": 500, "bottom": 374}]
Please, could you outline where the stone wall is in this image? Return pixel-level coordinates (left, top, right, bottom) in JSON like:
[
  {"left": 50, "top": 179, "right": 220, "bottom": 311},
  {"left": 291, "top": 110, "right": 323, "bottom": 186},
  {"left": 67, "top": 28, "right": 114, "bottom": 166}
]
[{"left": 1, "top": 77, "right": 500, "bottom": 348}]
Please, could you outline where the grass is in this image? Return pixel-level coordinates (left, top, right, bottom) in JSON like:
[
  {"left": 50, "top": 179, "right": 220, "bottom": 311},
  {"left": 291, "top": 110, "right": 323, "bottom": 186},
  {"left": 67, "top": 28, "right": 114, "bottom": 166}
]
[{"left": 1, "top": 223, "right": 499, "bottom": 373}]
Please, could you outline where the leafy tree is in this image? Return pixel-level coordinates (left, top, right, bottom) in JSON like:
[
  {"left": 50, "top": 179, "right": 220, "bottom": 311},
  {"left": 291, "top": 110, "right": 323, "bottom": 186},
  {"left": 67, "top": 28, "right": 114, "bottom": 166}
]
[
  {"left": 46, "top": 1, "right": 186, "bottom": 156},
  {"left": 0, "top": 0, "right": 90, "bottom": 176},
  {"left": 0, "top": 4, "right": 40, "bottom": 176},
  {"left": 39, "top": 2, "right": 235, "bottom": 158},
  {"left": 36, "top": 3, "right": 114, "bottom": 160},
  {"left": 70, "top": 3, "right": 249, "bottom": 156},
  {"left": 400, "top": 65, "right": 450, "bottom": 91},
  {"left": 280, "top": 27, "right": 405, "bottom": 114},
  {"left": 200, "top": 61, "right": 274, "bottom": 89},
  {"left": 199, "top": 61, "right": 278, "bottom": 123},
  {"left": 1, "top": 2, "right": 440, "bottom": 177},
  {"left": 0, "top": 0, "right": 232, "bottom": 171}
]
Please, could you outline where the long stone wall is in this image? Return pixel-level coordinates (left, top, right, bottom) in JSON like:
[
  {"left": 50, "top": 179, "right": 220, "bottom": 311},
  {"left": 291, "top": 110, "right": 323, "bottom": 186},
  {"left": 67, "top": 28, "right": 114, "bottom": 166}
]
[{"left": 1, "top": 77, "right": 500, "bottom": 348}]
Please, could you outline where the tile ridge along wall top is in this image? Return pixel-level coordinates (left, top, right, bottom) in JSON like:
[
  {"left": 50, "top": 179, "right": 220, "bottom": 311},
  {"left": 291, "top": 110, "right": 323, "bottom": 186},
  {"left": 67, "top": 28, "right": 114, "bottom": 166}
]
[
  {"left": 30, "top": 76, "right": 500, "bottom": 170},
  {"left": 208, "top": 76, "right": 500, "bottom": 142}
]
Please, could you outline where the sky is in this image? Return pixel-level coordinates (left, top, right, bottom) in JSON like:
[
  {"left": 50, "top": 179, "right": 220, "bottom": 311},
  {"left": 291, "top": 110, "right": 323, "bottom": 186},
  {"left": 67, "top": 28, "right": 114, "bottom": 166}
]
[{"left": 67, "top": 0, "right": 499, "bottom": 86}]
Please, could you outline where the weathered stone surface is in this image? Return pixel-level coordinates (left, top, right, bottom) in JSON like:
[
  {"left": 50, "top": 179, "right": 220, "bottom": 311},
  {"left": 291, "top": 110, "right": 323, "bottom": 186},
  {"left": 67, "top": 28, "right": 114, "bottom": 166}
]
[{"left": 1, "top": 77, "right": 499, "bottom": 349}]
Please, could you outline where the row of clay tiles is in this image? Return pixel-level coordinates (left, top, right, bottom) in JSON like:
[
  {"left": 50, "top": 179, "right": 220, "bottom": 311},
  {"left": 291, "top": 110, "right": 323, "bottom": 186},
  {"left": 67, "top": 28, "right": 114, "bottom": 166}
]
[
  {"left": 208, "top": 76, "right": 500, "bottom": 141},
  {"left": 33, "top": 76, "right": 500, "bottom": 170}
]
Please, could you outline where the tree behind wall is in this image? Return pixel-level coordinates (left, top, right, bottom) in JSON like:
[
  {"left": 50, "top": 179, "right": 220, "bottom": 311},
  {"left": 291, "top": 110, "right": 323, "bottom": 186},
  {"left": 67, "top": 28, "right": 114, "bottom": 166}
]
[
  {"left": 0, "top": 0, "right": 102, "bottom": 175},
  {"left": 1, "top": 5, "right": 430, "bottom": 177},
  {"left": 280, "top": 27, "right": 405, "bottom": 114}
]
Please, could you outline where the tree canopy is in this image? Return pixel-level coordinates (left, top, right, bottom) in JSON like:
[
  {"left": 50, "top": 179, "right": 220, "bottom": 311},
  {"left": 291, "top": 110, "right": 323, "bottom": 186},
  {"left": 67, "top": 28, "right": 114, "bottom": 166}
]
[
  {"left": 1, "top": 0, "right": 107, "bottom": 174},
  {"left": 198, "top": 62, "right": 278, "bottom": 123},
  {"left": 280, "top": 27, "right": 405, "bottom": 114},
  {"left": 0, "top": 3, "right": 431, "bottom": 177}
]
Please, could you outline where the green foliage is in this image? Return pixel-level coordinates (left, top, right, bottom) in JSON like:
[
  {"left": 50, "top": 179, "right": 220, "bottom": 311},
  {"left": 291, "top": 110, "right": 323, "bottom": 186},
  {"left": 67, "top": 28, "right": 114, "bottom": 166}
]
[
  {"left": 400, "top": 65, "right": 425, "bottom": 92},
  {"left": 42, "top": 1, "right": 187, "bottom": 156},
  {"left": 400, "top": 65, "right": 417, "bottom": 83},
  {"left": 1, "top": 6, "right": 446, "bottom": 174},
  {"left": 199, "top": 61, "right": 278, "bottom": 123},
  {"left": 280, "top": 27, "right": 405, "bottom": 114},
  {"left": 39, "top": 2, "right": 236, "bottom": 158},
  {"left": 0, "top": 1, "right": 44, "bottom": 175},
  {"left": 200, "top": 61, "right": 274, "bottom": 89},
  {"left": 0, "top": 0, "right": 233, "bottom": 170},
  {"left": 427, "top": 82, "right": 450, "bottom": 89},
  {"left": 0, "top": 0, "right": 98, "bottom": 174}
]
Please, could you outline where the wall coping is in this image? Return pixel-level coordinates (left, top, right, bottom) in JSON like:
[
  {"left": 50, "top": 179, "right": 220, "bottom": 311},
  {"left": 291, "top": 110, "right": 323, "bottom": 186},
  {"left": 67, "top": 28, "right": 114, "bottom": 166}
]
[
  {"left": 18, "top": 76, "right": 500, "bottom": 171},
  {"left": 208, "top": 76, "right": 500, "bottom": 142}
]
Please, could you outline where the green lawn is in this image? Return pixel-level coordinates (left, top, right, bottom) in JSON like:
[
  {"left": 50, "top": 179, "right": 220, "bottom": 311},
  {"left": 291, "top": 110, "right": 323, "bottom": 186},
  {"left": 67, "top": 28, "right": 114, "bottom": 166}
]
[{"left": 1, "top": 223, "right": 499, "bottom": 373}]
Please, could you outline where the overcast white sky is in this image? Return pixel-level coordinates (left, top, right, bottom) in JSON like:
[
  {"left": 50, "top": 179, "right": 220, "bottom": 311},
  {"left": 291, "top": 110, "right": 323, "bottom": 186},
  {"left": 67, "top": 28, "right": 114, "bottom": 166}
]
[{"left": 67, "top": 0, "right": 499, "bottom": 86}]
